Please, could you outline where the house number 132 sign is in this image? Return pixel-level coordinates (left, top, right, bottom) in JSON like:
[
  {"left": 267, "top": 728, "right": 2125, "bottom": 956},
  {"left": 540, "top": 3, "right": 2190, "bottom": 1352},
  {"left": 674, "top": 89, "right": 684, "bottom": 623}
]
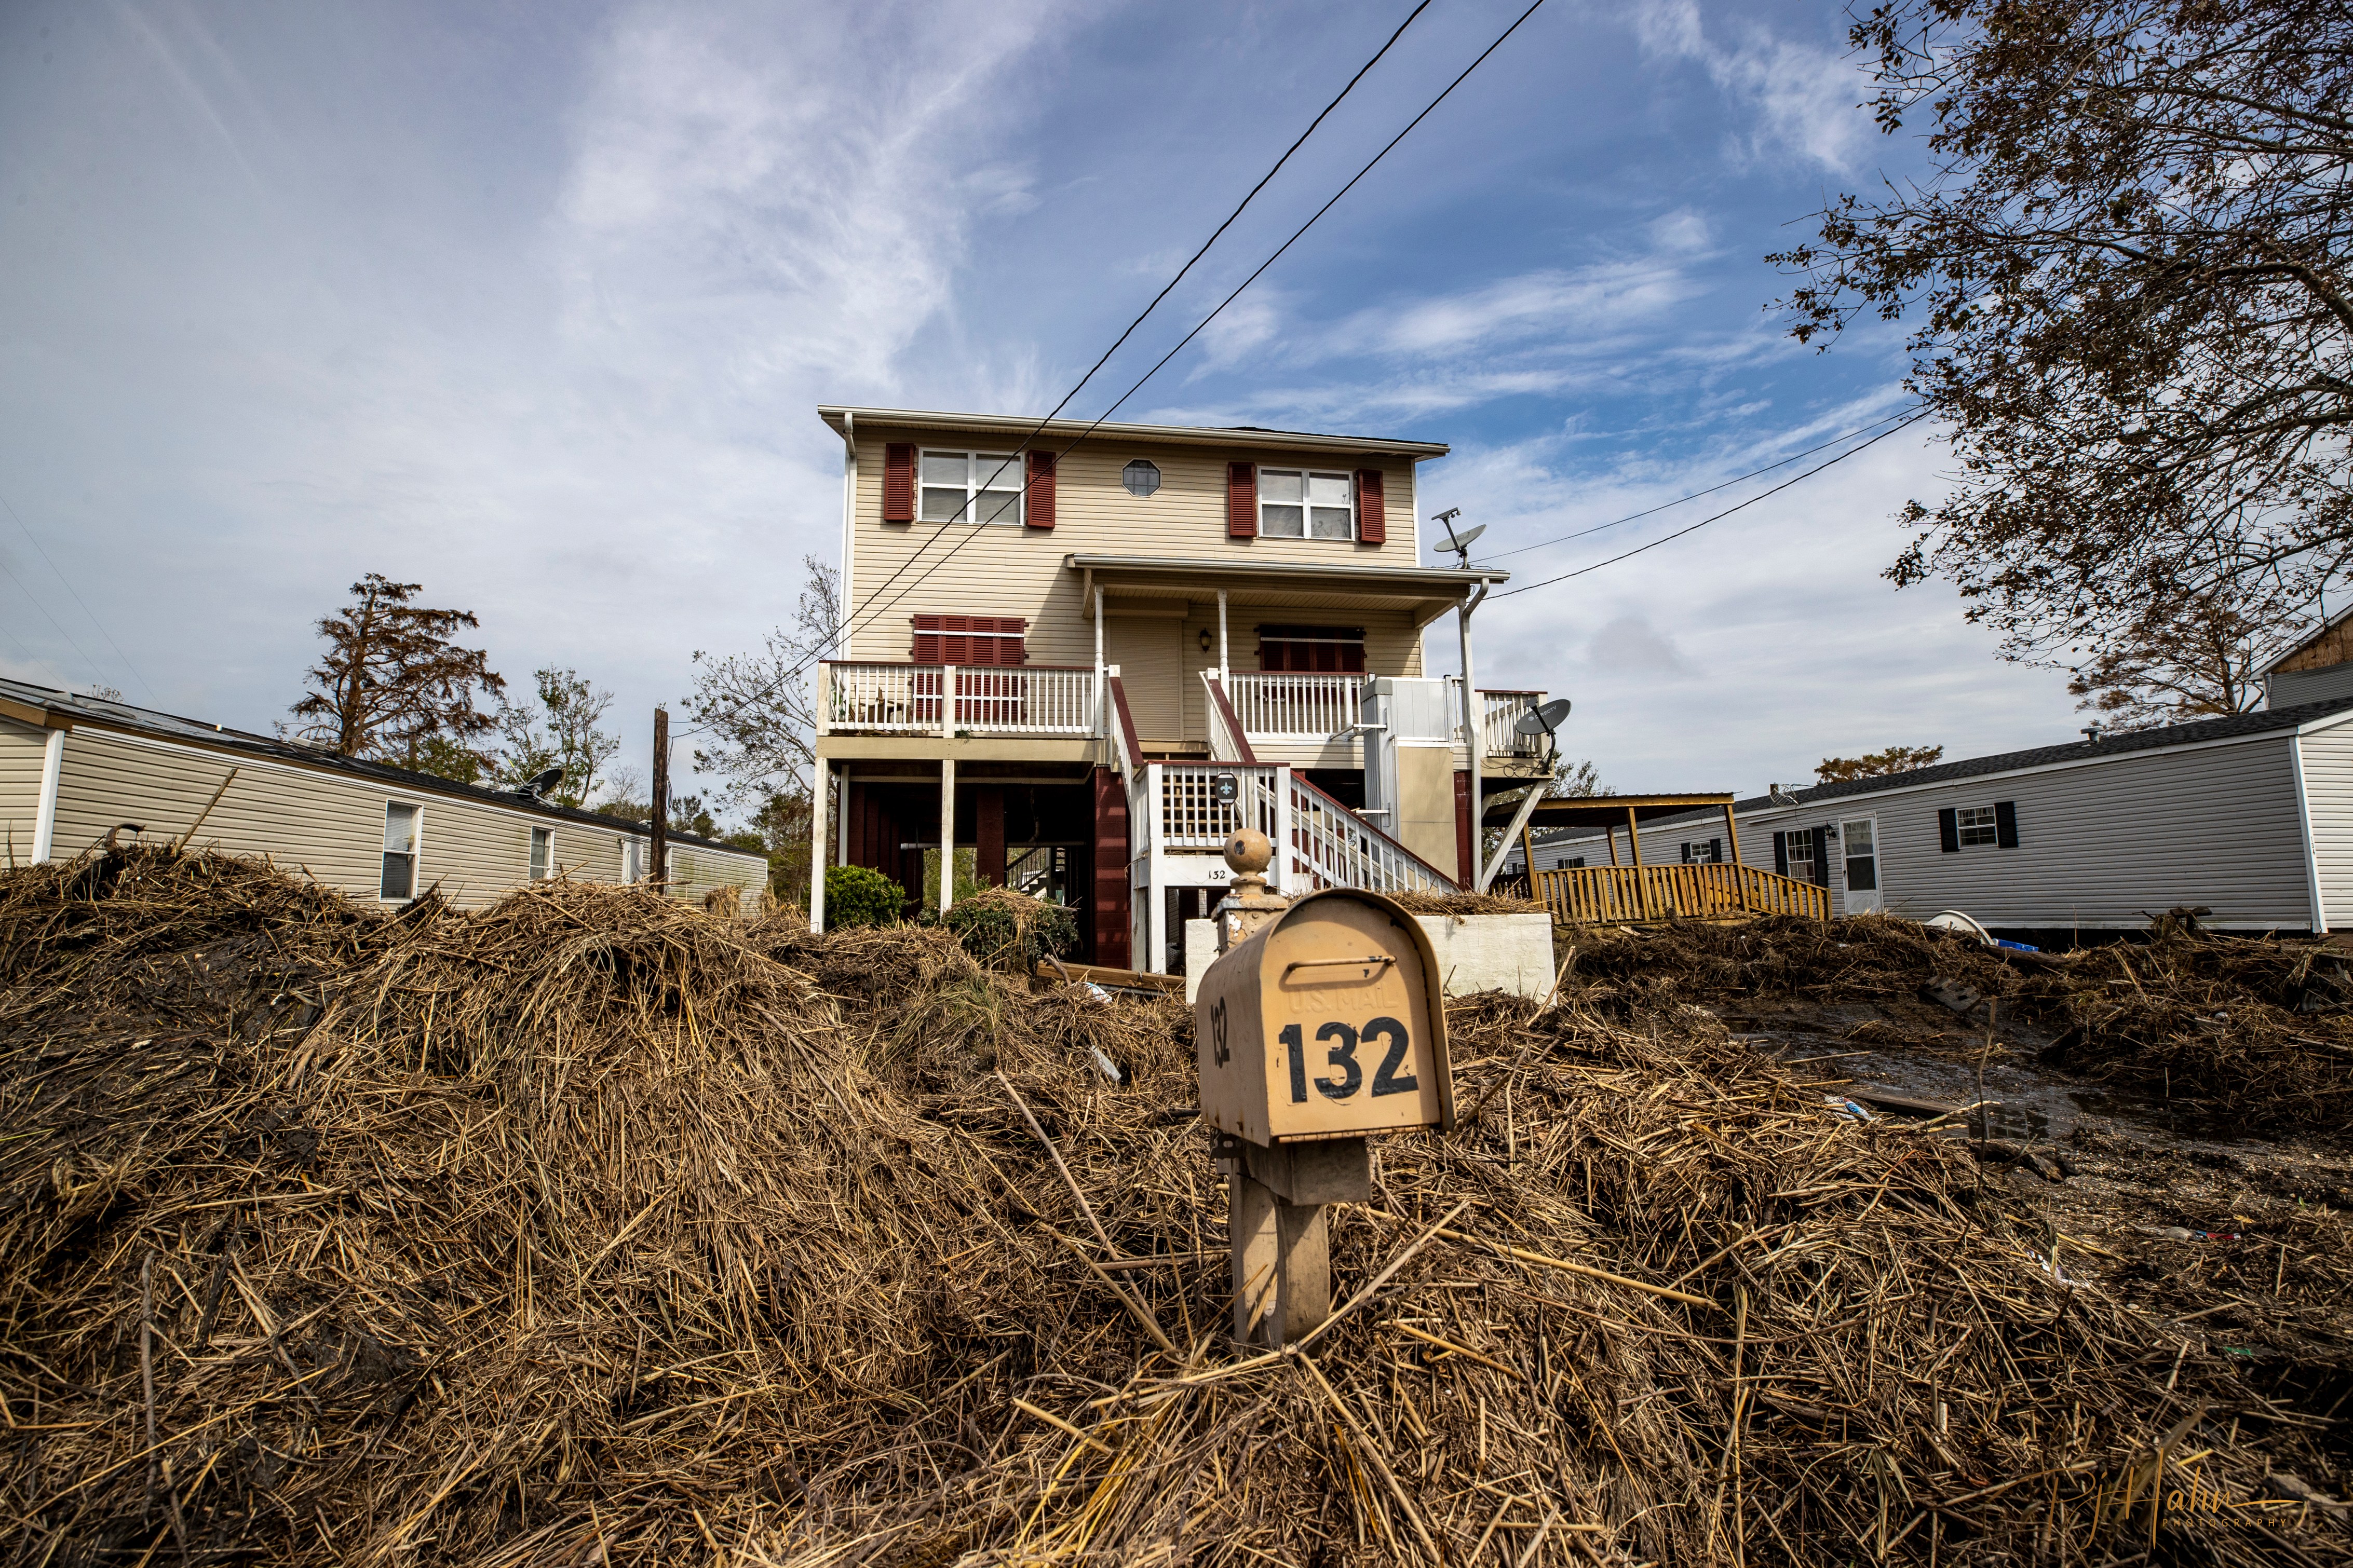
[
  {"left": 1195, "top": 891, "right": 1454, "bottom": 1146},
  {"left": 1277, "top": 1018, "right": 1419, "bottom": 1102}
]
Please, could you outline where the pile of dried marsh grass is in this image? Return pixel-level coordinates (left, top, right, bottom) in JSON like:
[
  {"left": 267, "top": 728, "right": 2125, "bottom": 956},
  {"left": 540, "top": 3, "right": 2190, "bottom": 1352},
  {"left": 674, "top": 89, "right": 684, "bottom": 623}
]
[
  {"left": 1563, "top": 913, "right": 2023, "bottom": 1013},
  {"left": 3, "top": 850, "right": 2347, "bottom": 1566},
  {"left": 1563, "top": 913, "right": 2353, "bottom": 1130},
  {"left": 1385, "top": 889, "right": 1548, "bottom": 917},
  {"left": 2031, "top": 933, "right": 2353, "bottom": 1129}
]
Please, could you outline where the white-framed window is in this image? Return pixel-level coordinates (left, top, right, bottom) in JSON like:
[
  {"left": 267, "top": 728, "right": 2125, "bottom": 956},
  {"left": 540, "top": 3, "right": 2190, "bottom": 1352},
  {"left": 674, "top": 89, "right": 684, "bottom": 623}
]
[
  {"left": 1122, "top": 459, "right": 1161, "bottom": 497},
  {"left": 1956, "top": 806, "right": 1999, "bottom": 847},
  {"left": 530, "top": 826, "right": 553, "bottom": 881},
  {"left": 381, "top": 802, "right": 420, "bottom": 901},
  {"left": 619, "top": 837, "right": 644, "bottom": 884},
  {"left": 1259, "top": 469, "right": 1355, "bottom": 539},
  {"left": 920, "top": 449, "right": 1023, "bottom": 525},
  {"left": 1680, "top": 839, "right": 1723, "bottom": 864},
  {"left": 1784, "top": 830, "right": 1816, "bottom": 881}
]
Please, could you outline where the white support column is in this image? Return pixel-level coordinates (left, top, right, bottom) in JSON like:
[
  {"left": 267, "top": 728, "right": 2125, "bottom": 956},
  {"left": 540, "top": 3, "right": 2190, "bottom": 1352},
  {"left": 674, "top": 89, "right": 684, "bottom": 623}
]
[
  {"left": 1457, "top": 587, "right": 1487, "bottom": 890},
  {"left": 1093, "top": 586, "right": 1107, "bottom": 747},
  {"left": 32, "top": 727, "right": 64, "bottom": 863},
  {"left": 1144, "top": 762, "right": 1165, "bottom": 971},
  {"left": 808, "top": 761, "right": 829, "bottom": 932},
  {"left": 1217, "top": 589, "right": 1229, "bottom": 683},
  {"left": 939, "top": 756, "right": 957, "bottom": 917},
  {"left": 1273, "top": 766, "right": 1294, "bottom": 894},
  {"left": 940, "top": 663, "right": 957, "bottom": 739}
]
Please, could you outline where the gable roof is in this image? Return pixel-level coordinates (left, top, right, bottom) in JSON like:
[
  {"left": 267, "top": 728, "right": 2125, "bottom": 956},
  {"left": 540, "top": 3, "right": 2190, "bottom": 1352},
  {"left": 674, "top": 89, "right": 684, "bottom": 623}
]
[
  {"left": 817, "top": 406, "right": 1449, "bottom": 459},
  {"left": 2258, "top": 602, "right": 2353, "bottom": 675},
  {"left": 1715, "top": 694, "right": 2353, "bottom": 819},
  {"left": 0, "top": 677, "right": 757, "bottom": 857}
]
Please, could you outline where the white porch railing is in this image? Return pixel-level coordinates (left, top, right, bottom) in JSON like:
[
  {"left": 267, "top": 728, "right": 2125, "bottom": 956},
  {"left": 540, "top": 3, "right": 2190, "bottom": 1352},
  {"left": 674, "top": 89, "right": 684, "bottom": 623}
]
[
  {"left": 1479, "top": 688, "right": 1547, "bottom": 757},
  {"left": 1284, "top": 771, "right": 1451, "bottom": 896},
  {"left": 1131, "top": 760, "right": 1451, "bottom": 972},
  {"left": 819, "top": 662, "right": 1098, "bottom": 737},
  {"left": 1154, "top": 762, "right": 1281, "bottom": 851},
  {"left": 1226, "top": 673, "right": 1363, "bottom": 738},
  {"left": 1201, "top": 673, "right": 1255, "bottom": 763}
]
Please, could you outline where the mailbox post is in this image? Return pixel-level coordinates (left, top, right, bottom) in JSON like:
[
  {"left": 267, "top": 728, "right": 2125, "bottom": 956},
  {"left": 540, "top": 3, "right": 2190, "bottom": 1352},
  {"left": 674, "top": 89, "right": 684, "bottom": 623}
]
[{"left": 1196, "top": 830, "right": 1452, "bottom": 1346}]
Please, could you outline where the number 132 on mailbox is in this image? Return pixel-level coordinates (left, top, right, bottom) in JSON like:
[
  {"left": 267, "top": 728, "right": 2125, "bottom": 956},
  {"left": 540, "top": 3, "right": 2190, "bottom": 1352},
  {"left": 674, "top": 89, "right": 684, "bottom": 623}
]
[{"left": 1196, "top": 889, "right": 1454, "bottom": 1147}]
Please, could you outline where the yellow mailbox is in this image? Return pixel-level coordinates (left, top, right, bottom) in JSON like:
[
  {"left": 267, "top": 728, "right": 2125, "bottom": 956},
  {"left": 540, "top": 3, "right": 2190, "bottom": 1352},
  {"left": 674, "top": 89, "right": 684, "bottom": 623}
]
[{"left": 1196, "top": 887, "right": 1454, "bottom": 1147}]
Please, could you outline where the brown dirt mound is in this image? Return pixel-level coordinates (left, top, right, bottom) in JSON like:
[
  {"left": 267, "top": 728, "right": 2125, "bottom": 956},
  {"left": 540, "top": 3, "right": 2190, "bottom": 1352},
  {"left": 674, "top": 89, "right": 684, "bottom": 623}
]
[{"left": 2, "top": 850, "right": 2345, "bottom": 1565}]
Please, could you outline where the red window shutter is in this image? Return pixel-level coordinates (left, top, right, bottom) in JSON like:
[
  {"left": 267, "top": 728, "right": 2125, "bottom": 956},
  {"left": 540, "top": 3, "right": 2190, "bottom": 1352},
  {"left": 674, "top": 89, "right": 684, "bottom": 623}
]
[
  {"left": 1024, "top": 449, "right": 1055, "bottom": 529},
  {"left": 883, "top": 443, "right": 916, "bottom": 523},
  {"left": 1354, "top": 467, "right": 1385, "bottom": 543},
  {"left": 1227, "top": 461, "right": 1257, "bottom": 538},
  {"left": 912, "top": 613, "right": 1025, "bottom": 665}
]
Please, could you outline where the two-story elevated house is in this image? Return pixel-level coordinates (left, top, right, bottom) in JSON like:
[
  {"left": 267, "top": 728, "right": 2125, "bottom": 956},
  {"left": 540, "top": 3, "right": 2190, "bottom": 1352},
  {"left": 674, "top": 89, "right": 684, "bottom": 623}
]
[{"left": 805, "top": 407, "right": 1551, "bottom": 972}]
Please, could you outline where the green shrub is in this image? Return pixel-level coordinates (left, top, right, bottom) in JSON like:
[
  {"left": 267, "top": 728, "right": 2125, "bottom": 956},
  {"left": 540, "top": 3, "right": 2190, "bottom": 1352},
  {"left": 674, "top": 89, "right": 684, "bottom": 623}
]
[
  {"left": 825, "top": 864, "right": 907, "bottom": 928},
  {"left": 944, "top": 888, "right": 1080, "bottom": 971}
]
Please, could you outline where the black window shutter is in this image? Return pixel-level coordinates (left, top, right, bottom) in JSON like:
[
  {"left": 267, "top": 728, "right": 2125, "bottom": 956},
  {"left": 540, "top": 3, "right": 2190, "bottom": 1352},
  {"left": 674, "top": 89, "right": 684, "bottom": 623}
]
[
  {"left": 1773, "top": 831, "right": 1788, "bottom": 876},
  {"left": 1995, "top": 800, "right": 2019, "bottom": 848},
  {"left": 1680, "top": 842, "right": 1692, "bottom": 864},
  {"left": 1938, "top": 808, "right": 1960, "bottom": 853},
  {"left": 1710, "top": 837, "right": 1723, "bottom": 863},
  {"left": 1810, "top": 826, "right": 1830, "bottom": 887}
]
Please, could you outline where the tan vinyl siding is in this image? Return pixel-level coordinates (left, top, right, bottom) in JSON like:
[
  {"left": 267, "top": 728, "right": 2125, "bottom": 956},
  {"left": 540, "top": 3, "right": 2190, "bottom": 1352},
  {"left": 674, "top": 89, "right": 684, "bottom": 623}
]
[
  {"left": 52, "top": 728, "right": 386, "bottom": 889},
  {"left": 844, "top": 428, "right": 1423, "bottom": 670},
  {"left": 44, "top": 725, "right": 767, "bottom": 913},
  {"left": 1731, "top": 735, "right": 2315, "bottom": 930},
  {"left": 1, "top": 717, "right": 48, "bottom": 865},
  {"left": 2298, "top": 719, "right": 2353, "bottom": 930}
]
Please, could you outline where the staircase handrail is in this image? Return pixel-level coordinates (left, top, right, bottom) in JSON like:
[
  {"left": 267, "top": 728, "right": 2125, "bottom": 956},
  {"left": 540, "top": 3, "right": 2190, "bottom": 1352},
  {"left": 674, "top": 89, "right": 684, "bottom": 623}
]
[
  {"left": 1284, "top": 769, "right": 1454, "bottom": 892},
  {"left": 1200, "top": 673, "right": 1261, "bottom": 765},
  {"left": 1106, "top": 673, "right": 1145, "bottom": 778}
]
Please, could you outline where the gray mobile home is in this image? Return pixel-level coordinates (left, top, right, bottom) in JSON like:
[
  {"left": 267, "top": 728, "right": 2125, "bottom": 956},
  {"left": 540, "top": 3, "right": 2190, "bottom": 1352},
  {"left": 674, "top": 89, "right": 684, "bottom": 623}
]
[
  {"left": 0, "top": 679, "right": 769, "bottom": 912},
  {"left": 1512, "top": 696, "right": 2353, "bottom": 935}
]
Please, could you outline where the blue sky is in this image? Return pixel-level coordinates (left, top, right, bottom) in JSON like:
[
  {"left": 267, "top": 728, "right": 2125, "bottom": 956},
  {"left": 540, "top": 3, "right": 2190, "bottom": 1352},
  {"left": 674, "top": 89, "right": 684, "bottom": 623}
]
[{"left": 0, "top": 0, "right": 2084, "bottom": 807}]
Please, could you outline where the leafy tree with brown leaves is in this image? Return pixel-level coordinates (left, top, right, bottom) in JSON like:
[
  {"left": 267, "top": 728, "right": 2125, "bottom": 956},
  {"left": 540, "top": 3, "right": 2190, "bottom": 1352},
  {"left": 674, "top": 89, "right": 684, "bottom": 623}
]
[
  {"left": 1772, "top": 1, "right": 2353, "bottom": 708},
  {"left": 1816, "top": 744, "right": 1946, "bottom": 784},
  {"left": 290, "top": 575, "right": 505, "bottom": 763},
  {"left": 2065, "top": 589, "right": 2268, "bottom": 726}
]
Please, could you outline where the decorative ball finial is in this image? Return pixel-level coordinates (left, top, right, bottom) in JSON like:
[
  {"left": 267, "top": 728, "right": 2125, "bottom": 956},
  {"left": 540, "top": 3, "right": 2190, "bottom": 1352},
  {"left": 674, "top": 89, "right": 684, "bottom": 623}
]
[
  {"left": 1213, "top": 828, "right": 1286, "bottom": 955},
  {"left": 1223, "top": 828, "right": 1273, "bottom": 877}
]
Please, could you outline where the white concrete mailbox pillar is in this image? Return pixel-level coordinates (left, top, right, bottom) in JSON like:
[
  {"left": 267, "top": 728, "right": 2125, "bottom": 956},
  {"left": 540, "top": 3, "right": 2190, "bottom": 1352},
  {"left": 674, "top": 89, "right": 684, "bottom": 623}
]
[{"left": 1196, "top": 830, "right": 1453, "bottom": 1346}]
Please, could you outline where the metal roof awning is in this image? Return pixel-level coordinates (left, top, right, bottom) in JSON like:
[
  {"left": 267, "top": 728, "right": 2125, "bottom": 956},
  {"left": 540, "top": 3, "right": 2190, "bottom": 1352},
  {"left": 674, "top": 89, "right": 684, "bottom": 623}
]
[
  {"left": 819, "top": 406, "right": 1449, "bottom": 459},
  {"left": 1067, "top": 553, "right": 1505, "bottom": 628},
  {"left": 1482, "top": 792, "right": 1738, "bottom": 831}
]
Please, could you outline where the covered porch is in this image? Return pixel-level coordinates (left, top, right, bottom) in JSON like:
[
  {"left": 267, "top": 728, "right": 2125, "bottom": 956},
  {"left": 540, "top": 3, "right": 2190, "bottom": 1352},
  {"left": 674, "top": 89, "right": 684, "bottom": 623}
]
[
  {"left": 1489, "top": 793, "right": 1831, "bottom": 924},
  {"left": 1065, "top": 552, "right": 1551, "bottom": 778}
]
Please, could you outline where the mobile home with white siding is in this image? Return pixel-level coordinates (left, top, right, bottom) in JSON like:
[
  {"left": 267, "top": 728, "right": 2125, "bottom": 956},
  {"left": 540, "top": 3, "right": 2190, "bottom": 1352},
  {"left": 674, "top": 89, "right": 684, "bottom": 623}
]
[
  {"left": 0, "top": 679, "right": 768, "bottom": 912},
  {"left": 1510, "top": 696, "right": 2353, "bottom": 936}
]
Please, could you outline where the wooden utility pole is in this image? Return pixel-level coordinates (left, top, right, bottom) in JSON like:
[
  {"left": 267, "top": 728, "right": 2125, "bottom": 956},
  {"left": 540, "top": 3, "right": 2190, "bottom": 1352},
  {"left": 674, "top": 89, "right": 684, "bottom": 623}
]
[{"left": 650, "top": 706, "right": 670, "bottom": 890}]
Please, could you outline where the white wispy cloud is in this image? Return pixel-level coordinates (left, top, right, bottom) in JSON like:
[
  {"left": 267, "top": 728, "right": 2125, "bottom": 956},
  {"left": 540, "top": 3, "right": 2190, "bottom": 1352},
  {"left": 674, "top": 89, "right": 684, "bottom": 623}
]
[{"left": 1633, "top": 1, "right": 1873, "bottom": 173}]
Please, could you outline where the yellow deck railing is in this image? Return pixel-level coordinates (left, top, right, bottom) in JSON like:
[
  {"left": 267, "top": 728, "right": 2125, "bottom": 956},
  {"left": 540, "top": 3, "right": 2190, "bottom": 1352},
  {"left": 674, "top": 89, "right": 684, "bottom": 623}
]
[{"left": 1528, "top": 862, "right": 1831, "bottom": 924}]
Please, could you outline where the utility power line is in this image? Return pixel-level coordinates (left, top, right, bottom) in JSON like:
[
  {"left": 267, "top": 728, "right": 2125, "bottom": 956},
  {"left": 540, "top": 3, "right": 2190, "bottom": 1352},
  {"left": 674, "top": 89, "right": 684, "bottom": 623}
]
[
  {"left": 813, "top": 0, "right": 1441, "bottom": 677},
  {"left": 1471, "top": 406, "right": 1920, "bottom": 564},
  {"left": 820, "top": 0, "right": 1555, "bottom": 672},
  {"left": 1490, "top": 408, "right": 1932, "bottom": 598},
  {"left": 0, "top": 488, "right": 157, "bottom": 701}
]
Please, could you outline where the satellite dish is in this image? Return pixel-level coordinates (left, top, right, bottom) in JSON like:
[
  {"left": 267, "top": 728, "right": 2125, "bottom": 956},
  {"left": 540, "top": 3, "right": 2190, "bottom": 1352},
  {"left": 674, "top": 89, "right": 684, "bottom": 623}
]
[
  {"left": 523, "top": 766, "right": 564, "bottom": 798},
  {"left": 1514, "top": 697, "right": 1572, "bottom": 737},
  {"left": 1443, "top": 522, "right": 1487, "bottom": 554}
]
